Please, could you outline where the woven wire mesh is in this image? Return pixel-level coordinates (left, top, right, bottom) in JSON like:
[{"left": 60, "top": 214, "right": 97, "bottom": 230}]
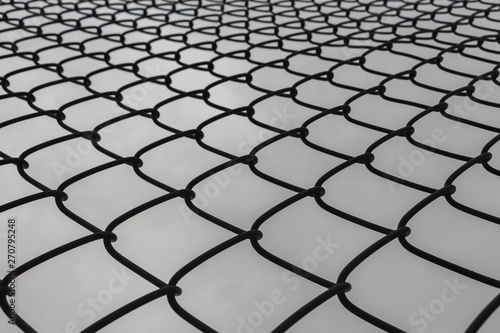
[{"left": 0, "top": 0, "right": 500, "bottom": 332}]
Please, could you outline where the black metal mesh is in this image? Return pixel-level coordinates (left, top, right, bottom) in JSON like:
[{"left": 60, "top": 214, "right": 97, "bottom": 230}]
[{"left": 0, "top": 0, "right": 499, "bottom": 332}]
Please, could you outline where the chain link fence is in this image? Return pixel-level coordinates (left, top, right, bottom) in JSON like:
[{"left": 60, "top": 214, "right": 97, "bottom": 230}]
[{"left": 0, "top": 0, "right": 499, "bottom": 332}]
